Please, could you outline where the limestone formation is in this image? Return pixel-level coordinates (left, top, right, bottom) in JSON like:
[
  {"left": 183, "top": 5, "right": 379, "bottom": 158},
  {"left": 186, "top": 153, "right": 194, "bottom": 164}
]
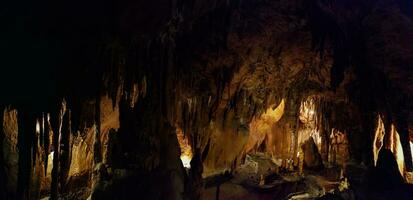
[{"left": 1, "top": 0, "right": 413, "bottom": 199}]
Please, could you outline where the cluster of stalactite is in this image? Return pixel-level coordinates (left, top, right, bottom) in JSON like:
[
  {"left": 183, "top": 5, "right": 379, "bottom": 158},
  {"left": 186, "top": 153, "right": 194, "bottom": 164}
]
[
  {"left": 244, "top": 86, "right": 413, "bottom": 181},
  {"left": 296, "top": 96, "right": 351, "bottom": 166},
  {"left": 244, "top": 94, "right": 352, "bottom": 167},
  {"left": 308, "top": 0, "right": 413, "bottom": 173},
  {"left": 0, "top": 95, "right": 118, "bottom": 199},
  {"left": 0, "top": 1, "right": 329, "bottom": 197},
  {"left": 372, "top": 113, "right": 413, "bottom": 182},
  {"left": 1, "top": 0, "right": 413, "bottom": 199},
  {"left": 0, "top": 103, "right": 72, "bottom": 199}
]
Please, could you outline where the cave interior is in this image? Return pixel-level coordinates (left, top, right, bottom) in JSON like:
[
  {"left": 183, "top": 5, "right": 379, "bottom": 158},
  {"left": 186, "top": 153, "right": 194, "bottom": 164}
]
[{"left": 1, "top": 0, "right": 413, "bottom": 199}]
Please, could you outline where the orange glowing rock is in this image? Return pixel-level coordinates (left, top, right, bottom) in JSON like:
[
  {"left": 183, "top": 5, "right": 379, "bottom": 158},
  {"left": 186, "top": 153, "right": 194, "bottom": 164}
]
[
  {"left": 246, "top": 99, "right": 285, "bottom": 153},
  {"left": 373, "top": 114, "right": 407, "bottom": 179},
  {"left": 176, "top": 127, "right": 193, "bottom": 168}
]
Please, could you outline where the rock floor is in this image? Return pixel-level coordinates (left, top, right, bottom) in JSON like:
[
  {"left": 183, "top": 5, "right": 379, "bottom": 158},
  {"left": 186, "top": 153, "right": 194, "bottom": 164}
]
[{"left": 202, "top": 153, "right": 343, "bottom": 200}]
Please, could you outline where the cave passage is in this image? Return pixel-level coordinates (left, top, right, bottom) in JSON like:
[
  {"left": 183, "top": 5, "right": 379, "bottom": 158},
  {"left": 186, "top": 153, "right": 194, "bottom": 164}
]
[{"left": 1, "top": 0, "right": 413, "bottom": 199}]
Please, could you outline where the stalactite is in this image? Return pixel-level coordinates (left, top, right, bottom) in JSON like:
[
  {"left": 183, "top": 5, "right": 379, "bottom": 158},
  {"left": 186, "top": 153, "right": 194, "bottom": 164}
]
[
  {"left": 50, "top": 122, "right": 59, "bottom": 199},
  {"left": 383, "top": 114, "right": 393, "bottom": 150},
  {"left": 0, "top": 0, "right": 410, "bottom": 198},
  {"left": 293, "top": 100, "right": 301, "bottom": 159},
  {"left": 321, "top": 102, "right": 330, "bottom": 162},
  {"left": 32, "top": 119, "right": 39, "bottom": 168},
  {"left": 16, "top": 111, "right": 35, "bottom": 200},
  {"left": 94, "top": 96, "right": 102, "bottom": 165},
  {"left": 40, "top": 113, "right": 44, "bottom": 147},
  {"left": 59, "top": 110, "right": 71, "bottom": 192},
  {"left": 396, "top": 120, "right": 413, "bottom": 172},
  {"left": 50, "top": 102, "right": 65, "bottom": 200},
  {"left": 31, "top": 117, "right": 43, "bottom": 200},
  {"left": 44, "top": 114, "right": 50, "bottom": 176}
]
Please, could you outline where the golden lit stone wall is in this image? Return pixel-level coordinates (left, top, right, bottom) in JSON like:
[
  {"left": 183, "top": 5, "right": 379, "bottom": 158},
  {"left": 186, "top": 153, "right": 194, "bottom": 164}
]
[
  {"left": 246, "top": 99, "right": 285, "bottom": 154},
  {"left": 373, "top": 114, "right": 409, "bottom": 180},
  {"left": 176, "top": 127, "right": 192, "bottom": 169},
  {"left": 202, "top": 116, "right": 249, "bottom": 177},
  {"left": 69, "top": 95, "right": 120, "bottom": 178},
  {"left": 2, "top": 108, "right": 19, "bottom": 194}
]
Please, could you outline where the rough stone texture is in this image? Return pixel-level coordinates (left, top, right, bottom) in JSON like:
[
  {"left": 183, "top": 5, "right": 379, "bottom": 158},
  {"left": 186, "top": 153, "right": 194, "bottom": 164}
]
[
  {"left": 0, "top": 0, "right": 413, "bottom": 199},
  {"left": 2, "top": 108, "right": 19, "bottom": 197},
  {"left": 202, "top": 115, "right": 249, "bottom": 177},
  {"left": 246, "top": 99, "right": 285, "bottom": 154},
  {"left": 302, "top": 137, "right": 324, "bottom": 170}
]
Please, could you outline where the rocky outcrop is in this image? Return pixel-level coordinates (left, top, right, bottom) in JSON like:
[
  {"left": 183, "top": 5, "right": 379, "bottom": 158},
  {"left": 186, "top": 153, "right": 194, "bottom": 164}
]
[
  {"left": 302, "top": 137, "right": 324, "bottom": 170},
  {"left": 0, "top": 0, "right": 412, "bottom": 199},
  {"left": 2, "top": 108, "right": 19, "bottom": 198}
]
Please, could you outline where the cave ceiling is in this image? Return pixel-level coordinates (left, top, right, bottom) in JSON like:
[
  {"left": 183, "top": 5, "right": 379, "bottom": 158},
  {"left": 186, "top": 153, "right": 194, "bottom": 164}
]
[{"left": 1, "top": 0, "right": 413, "bottom": 199}]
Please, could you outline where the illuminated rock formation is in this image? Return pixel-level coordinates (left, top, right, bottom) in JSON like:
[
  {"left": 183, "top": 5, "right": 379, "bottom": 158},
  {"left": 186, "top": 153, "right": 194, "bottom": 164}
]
[{"left": 0, "top": 0, "right": 412, "bottom": 199}]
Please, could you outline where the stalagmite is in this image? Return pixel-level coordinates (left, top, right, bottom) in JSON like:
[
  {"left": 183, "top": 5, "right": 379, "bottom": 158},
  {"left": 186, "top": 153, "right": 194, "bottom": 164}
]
[
  {"left": 59, "top": 110, "right": 71, "bottom": 192},
  {"left": 17, "top": 111, "right": 36, "bottom": 200},
  {"left": 50, "top": 102, "right": 66, "bottom": 200},
  {"left": 44, "top": 114, "right": 50, "bottom": 177}
]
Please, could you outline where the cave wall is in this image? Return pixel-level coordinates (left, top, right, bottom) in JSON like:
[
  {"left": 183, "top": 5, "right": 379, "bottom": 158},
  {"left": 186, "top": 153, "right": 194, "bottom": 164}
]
[
  {"left": 1, "top": 0, "right": 413, "bottom": 199},
  {"left": 2, "top": 108, "right": 19, "bottom": 198}
]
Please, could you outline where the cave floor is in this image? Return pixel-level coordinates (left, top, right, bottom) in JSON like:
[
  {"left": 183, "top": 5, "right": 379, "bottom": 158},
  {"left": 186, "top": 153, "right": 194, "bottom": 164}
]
[
  {"left": 39, "top": 153, "right": 413, "bottom": 200},
  {"left": 202, "top": 153, "right": 413, "bottom": 200},
  {"left": 202, "top": 153, "right": 342, "bottom": 200}
]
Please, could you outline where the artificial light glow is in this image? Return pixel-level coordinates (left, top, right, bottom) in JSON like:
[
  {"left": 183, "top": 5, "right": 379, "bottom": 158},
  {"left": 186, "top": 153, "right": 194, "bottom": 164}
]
[
  {"left": 373, "top": 115, "right": 385, "bottom": 166},
  {"left": 46, "top": 151, "right": 54, "bottom": 178},
  {"left": 311, "top": 129, "right": 322, "bottom": 147},
  {"left": 260, "top": 99, "right": 285, "bottom": 123},
  {"left": 298, "top": 97, "right": 323, "bottom": 152},
  {"left": 176, "top": 127, "right": 193, "bottom": 169},
  {"left": 246, "top": 99, "right": 285, "bottom": 153},
  {"left": 389, "top": 124, "right": 405, "bottom": 175},
  {"left": 181, "top": 155, "right": 192, "bottom": 168},
  {"left": 373, "top": 114, "right": 406, "bottom": 175},
  {"left": 299, "top": 97, "right": 316, "bottom": 123},
  {"left": 36, "top": 120, "right": 41, "bottom": 134}
]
